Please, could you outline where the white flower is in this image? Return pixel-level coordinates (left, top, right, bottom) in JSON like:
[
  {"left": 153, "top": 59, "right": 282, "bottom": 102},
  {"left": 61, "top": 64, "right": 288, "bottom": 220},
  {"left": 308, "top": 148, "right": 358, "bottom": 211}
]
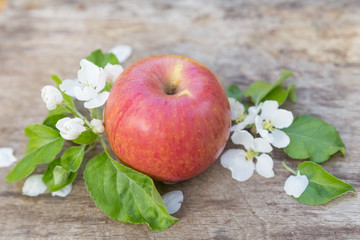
[
  {"left": 108, "top": 45, "right": 132, "bottom": 63},
  {"left": 41, "top": 86, "right": 63, "bottom": 110},
  {"left": 22, "top": 174, "right": 47, "bottom": 197},
  {"left": 255, "top": 100, "right": 293, "bottom": 148},
  {"left": 60, "top": 59, "right": 109, "bottom": 109},
  {"left": 52, "top": 184, "right": 72, "bottom": 197},
  {"left": 104, "top": 63, "right": 124, "bottom": 83},
  {"left": 162, "top": 190, "right": 184, "bottom": 214},
  {"left": 0, "top": 147, "right": 17, "bottom": 168},
  {"left": 56, "top": 117, "right": 86, "bottom": 140},
  {"left": 229, "top": 98, "right": 245, "bottom": 122},
  {"left": 231, "top": 104, "right": 262, "bottom": 132},
  {"left": 90, "top": 119, "right": 105, "bottom": 134},
  {"left": 221, "top": 130, "right": 274, "bottom": 181},
  {"left": 59, "top": 79, "right": 79, "bottom": 97},
  {"left": 284, "top": 171, "right": 309, "bottom": 198}
]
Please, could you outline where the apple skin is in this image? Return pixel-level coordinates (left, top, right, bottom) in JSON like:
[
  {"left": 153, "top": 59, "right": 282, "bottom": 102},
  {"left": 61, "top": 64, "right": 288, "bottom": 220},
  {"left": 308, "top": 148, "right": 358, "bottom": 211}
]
[{"left": 105, "top": 55, "right": 231, "bottom": 182}]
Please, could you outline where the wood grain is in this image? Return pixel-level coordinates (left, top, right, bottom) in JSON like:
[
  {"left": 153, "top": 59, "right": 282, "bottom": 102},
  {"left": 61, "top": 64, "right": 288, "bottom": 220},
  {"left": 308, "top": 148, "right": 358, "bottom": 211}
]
[{"left": 1, "top": 0, "right": 359, "bottom": 239}]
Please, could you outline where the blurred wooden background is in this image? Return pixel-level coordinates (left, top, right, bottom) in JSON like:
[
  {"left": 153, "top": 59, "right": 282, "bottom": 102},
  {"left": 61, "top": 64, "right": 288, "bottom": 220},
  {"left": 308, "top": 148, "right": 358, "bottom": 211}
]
[{"left": 0, "top": 0, "right": 359, "bottom": 239}]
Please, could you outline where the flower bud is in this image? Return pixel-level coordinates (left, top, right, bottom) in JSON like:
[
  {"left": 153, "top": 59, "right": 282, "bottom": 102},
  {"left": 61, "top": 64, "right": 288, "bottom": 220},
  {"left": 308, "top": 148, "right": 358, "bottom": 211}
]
[
  {"left": 90, "top": 119, "right": 105, "bottom": 134},
  {"left": 41, "top": 86, "right": 63, "bottom": 110},
  {"left": 56, "top": 117, "right": 86, "bottom": 140}
]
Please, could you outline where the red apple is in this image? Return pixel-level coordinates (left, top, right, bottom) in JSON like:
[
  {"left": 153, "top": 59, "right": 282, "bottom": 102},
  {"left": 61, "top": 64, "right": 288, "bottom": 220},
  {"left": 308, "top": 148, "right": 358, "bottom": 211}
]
[{"left": 105, "top": 55, "right": 231, "bottom": 182}]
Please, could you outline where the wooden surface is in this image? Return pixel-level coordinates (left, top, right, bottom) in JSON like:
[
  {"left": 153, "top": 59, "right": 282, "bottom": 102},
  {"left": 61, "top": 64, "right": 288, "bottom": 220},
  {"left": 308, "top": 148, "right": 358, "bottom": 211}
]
[{"left": 1, "top": 0, "right": 360, "bottom": 239}]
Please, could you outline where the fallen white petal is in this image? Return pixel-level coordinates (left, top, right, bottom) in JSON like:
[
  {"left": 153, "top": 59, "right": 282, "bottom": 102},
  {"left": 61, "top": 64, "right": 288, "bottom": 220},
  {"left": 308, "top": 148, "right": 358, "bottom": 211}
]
[
  {"left": 270, "top": 130, "right": 290, "bottom": 148},
  {"left": 284, "top": 171, "right": 309, "bottom": 198},
  {"left": 109, "top": 45, "right": 132, "bottom": 63},
  {"left": 255, "top": 154, "right": 274, "bottom": 178},
  {"left": 231, "top": 130, "right": 254, "bottom": 150},
  {"left": 84, "top": 91, "right": 110, "bottom": 109},
  {"left": 52, "top": 184, "right": 72, "bottom": 197},
  {"left": 253, "top": 137, "right": 273, "bottom": 153},
  {"left": 162, "top": 190, "right": 184, "bottom": 214},
  {"left": 270, "top": 109, "right": 294, "bottom": 129},
  {"left": 22, "top": 174, "right": 47, "bottom": 197},
  {"left": 0, "top": 147, "right": 17, "bottom": 168},
  {"left": 220, "top": 149, "right": 254, "bottom": 182},
  {"left": 261, "top": 100, "right": 279, "bottom": 119}
]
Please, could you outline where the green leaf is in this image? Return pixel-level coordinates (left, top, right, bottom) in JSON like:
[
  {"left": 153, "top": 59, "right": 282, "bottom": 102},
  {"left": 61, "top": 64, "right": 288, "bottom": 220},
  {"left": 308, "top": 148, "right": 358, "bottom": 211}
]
[
  {"left": 262, "top": 83, "right": 297, "bottom": 106},
  {"left": 243, "top": 70, "right": 294, "bottom": 105},
  {"left": 43, "top": 114, "right": 67, "bottom": 129},
  {"left": 51, "top": 75, "right": 62, "bottom": 85},
  {"left": 24, "top": 124, "right": 61, "bottom": 154},
  {"left": 84, "top": 153, "right": 178, "bottom": 231},
  {"left": 42, "top": 158, "right": 77, "bottom": 192},
  {"left": 225, "top": 84, "right": 242, "bottom": 101},
  {"left": 295, "top": 161, "right": 356, "bottom": 205},
  {"left": 242, "top": 81, "right": 271, "bottom": 105},
  {"left": 86, "top": 49, "right": 119, "bottom": 68},
  {"left": 283, "top": 115, "right": 345, "bottom": 163},
  {"left": 73, "top": 130, "right": 98, "bottom": 145},
  {"left": 6, "top": 125, "right": 64, "bottom": 183},
  {"left": 61, "top": 145, "right": 85, "bottom": 172}
]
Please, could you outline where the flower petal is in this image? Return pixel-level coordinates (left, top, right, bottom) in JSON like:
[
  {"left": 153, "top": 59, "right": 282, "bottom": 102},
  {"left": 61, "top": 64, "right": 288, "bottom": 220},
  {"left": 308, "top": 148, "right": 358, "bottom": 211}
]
[
  {"left": 228, "top": 98, "right": 245, "bottom": 121},
  {"left": 52, "top": 184, "right": 72, "bottom": 197},
  {"left": 284, "top": 171, "right": 309, "bottom": 198},
  {"left": 255, "top": 154, "right": 274, "bottom": 178},
  {"left": 261, "top": 100, "right": 279, "bottom": 119},
  {"left": 230, "top": 124, "right": 238, "bottom": 132},
  {"left": 270, "top": 109, "right": 294, "bottom": 129},
  {"left": 270, "top": 130, "right": 290, "bottom": 148},
  {"left": 162, "top": 190, "right": 184, "bottom": 214},
  {"left": 108, "top": 45, "right": 132, "bottom": 63},
  {"left": 253, "top": 138, "right": 273, "bottom": 153},
  {"left": 59, "top": 79, "right": 79, "bottom": 97},
  {"left": 231, "top": 130, "right": 254, "bottom": 150},
  {"left": 22, "top": 174, "right": 47, "bottom": 197},
  {"left": 220, "top": 149, "right": 254, "bottom": 182},
  {"left": 95, "top": 68, "right": 107, "bottom": 93},
  {"left": 254, "top": 115, "right": 264, "bottom": 133},
  {"left": 78, "top": 59, "right": 101, "bottom": 86},
  {"left": 84, "top": 91, "right": 110, "bottom": 109},
  {"left": 73, "top": 86, "right": 98, "bottom": 101},
  {"left": 104, "top": 63, "right": 124, "bottom": 83},
  {"left": 0, "top": 147, "right": 17, "bottom": 168}
]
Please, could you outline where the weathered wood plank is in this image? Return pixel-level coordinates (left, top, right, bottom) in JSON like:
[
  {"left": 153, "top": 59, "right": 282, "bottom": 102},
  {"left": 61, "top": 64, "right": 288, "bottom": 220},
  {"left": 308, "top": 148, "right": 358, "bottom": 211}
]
[{"left": 0, "top": 0, "right": 359, "bottom": 239}]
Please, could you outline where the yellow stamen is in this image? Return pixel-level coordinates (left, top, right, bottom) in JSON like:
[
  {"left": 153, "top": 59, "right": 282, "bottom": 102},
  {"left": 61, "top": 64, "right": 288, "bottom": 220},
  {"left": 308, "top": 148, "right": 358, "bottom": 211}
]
[
  {"left": 235, "top": 112, "right": 245, "bottom": 123},
  {"left": 245, "top": 149, "right": 256, "bottom": 161},
  {"left": 263, "top": 120, "right": 274, "bottom": 131}
]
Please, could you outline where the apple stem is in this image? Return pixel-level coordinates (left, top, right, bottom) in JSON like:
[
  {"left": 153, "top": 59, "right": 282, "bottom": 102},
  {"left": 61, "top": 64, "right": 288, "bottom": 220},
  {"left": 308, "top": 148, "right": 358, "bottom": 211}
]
[{"left": 282, "top": 161, "right": 297, "bottom": 175}]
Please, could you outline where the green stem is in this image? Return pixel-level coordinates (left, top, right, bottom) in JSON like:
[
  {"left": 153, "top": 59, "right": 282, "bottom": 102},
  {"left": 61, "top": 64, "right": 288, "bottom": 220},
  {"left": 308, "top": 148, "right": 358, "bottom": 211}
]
[
  {"left": 99, "top": 137, "right": 110, "bottom": 154},
  {"left": 65, "top": 106, "right": 91, "bottom": 127},
  {"left": 282, "top": 161, "right": 297, "bottom": 175},
  {"left": 85, "top": 143, "right": 96, "bottom": 154}
]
